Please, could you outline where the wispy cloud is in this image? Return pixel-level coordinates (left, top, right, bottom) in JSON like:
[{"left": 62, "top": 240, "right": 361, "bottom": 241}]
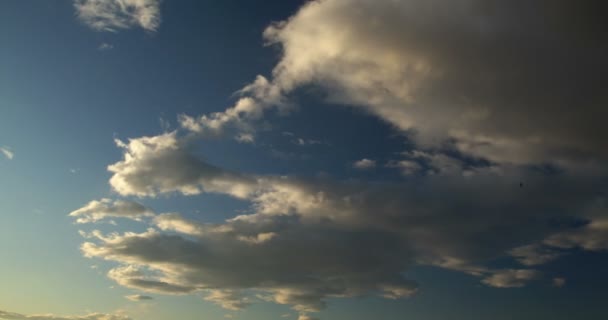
[
  {"left": 1, "top": 146, "right": 14, "bottom": 160},
  {"left": 553, "top": 277, "right": 566, "bottom": 288},
  {"left": 98, "top": 42, "right": 114, "bottom": 50},
  {"left": 125, "top": 294, "right": 154, "bottom": 301},
  {"left": 353, "top": 158, "right": 376, "bottom": 170},
  {"left": 0, "top": 309, "right": 130, "bottom": 320},
  {"left": 481, "top": 269, "right": 541, "bottom": 288},
  {"left": 74, "top": 0, "right": 161, "bottom": 32}
]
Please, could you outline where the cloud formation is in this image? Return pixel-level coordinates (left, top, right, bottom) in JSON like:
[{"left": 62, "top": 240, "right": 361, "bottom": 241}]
[
  {"left": 1, "top": 146, "right": 14, "bottom": 160},
  {"left": 69, "top": 199, "right": 154, "bottom": 224},
  {"left": 553, "top": 277, "right": 566, "bottom": 288},
  {"left": 0, "top": 309, "right": 130, "bottom": 320},
  {"left": 74, "top": 134, "right": 608, "bottom": 317},
  {"left": 352, "top": 159, "right": 376, "bottom": 170},
  {"left": 481, "top": 269, "right": 540, "bottom": 288},
  {"left": 257, "top": 0, "right": 608, "bottom": 168},
  {"left": 125, "top": 294, "right": 154, "bottom": 301},
  {"left": 70, "top": 0, "right": 608, "bottom": 318},
  {"left": 177, "top": 0, "right": 607, "bottom": 170},
  {"left": 108, "top": 132, "right": 256, "bottom": 198},
  {"left": 74, "top": 0, "right": 161, "bottom": 32}
]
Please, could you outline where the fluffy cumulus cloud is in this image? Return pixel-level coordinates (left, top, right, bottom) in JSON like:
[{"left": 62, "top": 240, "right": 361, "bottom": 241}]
[
  {"left": 73, "top": 133, "right": 608, "bottom": 317},
  {"left": 259, "top": 0, "right": 608, "bottom": 168},
  {"left": 179, "top": 0, "right": 607, "bottom": 169},
  {"left": 74, "top": 0, "right": 161, "bottom": 32},
  {"left": 0, "top": 309, "right": 130, "bottom": 320},
  {"left": 352, "top": 158, "right": 376, "bottom": 170},
  {"left": 108, "top": 132, "right": 257, "bottom": 198},
  {"left": 70, "top": 0, "right": 608, "bottom": 318}
]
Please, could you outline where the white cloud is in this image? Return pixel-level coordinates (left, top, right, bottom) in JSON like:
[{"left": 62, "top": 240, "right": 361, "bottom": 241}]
[
  {"left": 67, "top": 0, "right": 608, "bottom": 317},
  {"left": 294, "top": 138, "right": 323, "bottom": 146},
  {"left": 1, "top": 146, "right": 14, "bottom": 160},
  {"left": 481, "top": 269, "right": 541, "bottom": 288},
  {"left": 178, "top": 75, "right": 287, "bottom": 140},
  {"left": 544, "top": 218, "right": 608, "bottom": 251},
  {"left": 98, "top": 42, "right": 114, "bottom": 50},
  {"left": 508, "top": 244, "right": 563, "bottom": 266},
  {"left": 0, "top": 309, "right": 130, "bottom": 320},
  {"left": 71, "top": 121, "right": 608, "bottom": 315},
  {"left": 189, "top": 0, "right": 606, "bottom": 169},
  {"left": 69, "top": 199, "right": 154, "bottom": 224},
  {"left": 108, "top": 132, "right": 257, "bottom": 198},
  {"left": 125, "top": 294, "right": 154, "bottom": 301},
  {"left": 352, "top": 159, "right": 376, "bottom": 170},
  {"left": 162, "top": 0, "right": 607, "bottom": 171},
  {"left": 75, "top": 140, "right": 607, "bottom": 314},
  {"left": 386, "top": 160, "right": 421, "bottom": 175},
  {"left": 106, "top": 263, "right": 197, "bottom": 294},
  {"left": 74, "top": 0, "right": 161, "bottom": 32},
  {"left": 204, "top": 290, "right": 251, "bottom": 311}
]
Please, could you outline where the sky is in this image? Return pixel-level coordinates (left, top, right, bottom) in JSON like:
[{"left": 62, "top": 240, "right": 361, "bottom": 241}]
[{"left": 1, "top": 1, "right": 608, "bottom": 319}]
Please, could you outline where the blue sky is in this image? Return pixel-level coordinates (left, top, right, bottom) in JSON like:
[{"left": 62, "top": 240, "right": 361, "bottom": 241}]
[{"left": 1, "top": 1, "right": 608, "bottom": 320}]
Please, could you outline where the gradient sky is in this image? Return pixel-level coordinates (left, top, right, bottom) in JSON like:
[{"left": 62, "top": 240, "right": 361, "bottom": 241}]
[{"left": 1, "top": 1, "right": 608, "bottom": 320}]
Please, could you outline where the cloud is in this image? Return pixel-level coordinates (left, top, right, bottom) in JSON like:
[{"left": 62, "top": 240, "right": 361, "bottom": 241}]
[
  {"left": 386, "top": 160, "right": 421, "bottom": 176},
  {"left": 1, "top": 146, "right": 14, "bottom": 160},
  {"left": 108, "top": 132, "right": 257, "bottom": 198},
  {"left": 192, "top": 0, "right": 606, "bottom": 169},
  {"left": 106, "top": 264, "right": 197, "bottom": 294},
  {"left": 553, "top": 277, "right": 566, "bottom": 288},
  {"left": 204, "top": 290, "right": 251, "bottom": 311},
  {"left": 69, "top": 0, "right": 608, "bottom": 317},
  {"left": 544, "top": 218, "right": 608, "bottom": 251},
  {"left": 508, "top": 244, "right": 563, "bottom": 266},
  {"left": 171, "top": 0, "right": 608, "bottom": 171},
  {"left": 74, "top": 0, "right": 161, "bottom": 32},
  {"left": 98, "top": 43, "right": 114, "bottom": 50},
  {"left": 541, "top": 199, "right": 608, "bottom": 251},
  {"left": 294, "top": 138, "right": 324, "bottom": 146},
  {"left": 70, "top": 199, "right": 154, "bottom": 224},
  {"left": 352, "top": 159, "right": 376, "bottom": 170},
  {"left": 481, "top": 269, "right": 541, "bottom": 288},
  {"left": 177, "top": 76, "right": 287, "bottom": 140},
  {"left": 74, "top": 137, "right": 608, "bottom": 314},
  {"left": 125, "top": 294, "right": 154, "bottom": 301},
  {"left": 0, "top": 309, "right": 130, "bottom": 320}
]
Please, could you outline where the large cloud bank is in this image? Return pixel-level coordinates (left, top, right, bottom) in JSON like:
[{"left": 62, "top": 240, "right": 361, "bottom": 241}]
[{"left": 72, "top": 0, "right": 608, "bottom": 318}]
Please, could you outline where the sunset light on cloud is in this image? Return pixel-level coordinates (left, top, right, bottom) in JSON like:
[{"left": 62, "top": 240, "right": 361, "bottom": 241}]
[{"left": 1, "top": 1, "right": 608, "bottom": 319}]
